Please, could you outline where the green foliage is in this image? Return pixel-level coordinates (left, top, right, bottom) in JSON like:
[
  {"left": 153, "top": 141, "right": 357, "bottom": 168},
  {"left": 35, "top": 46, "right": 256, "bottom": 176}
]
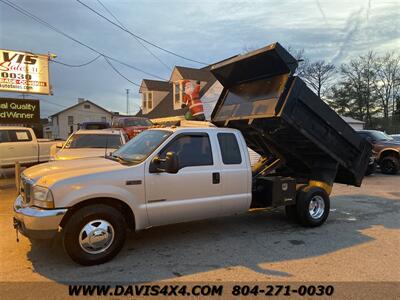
[{"left": 326, "top": 51, "right": 400, "bottom": 130}]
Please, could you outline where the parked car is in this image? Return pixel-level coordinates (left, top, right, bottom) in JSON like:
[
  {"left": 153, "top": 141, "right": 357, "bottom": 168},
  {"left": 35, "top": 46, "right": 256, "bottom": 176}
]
[
  {"left": 112, "top": 116, "right": 153, "bottom": 140},
  {"left": 390, "top": 134, "right": 400, "bottom": 141},
  {"left": 51, "top": 129, "right": 127, "bottom": 161},
  {"left": 78, "top": 121, "right": 110, "bottom": 130},
  {"left": 357, "top": 130, "right": 400, "bottom": 174},
  {"left": 0, "top": 126, "right": 63, "bottom": 168}
]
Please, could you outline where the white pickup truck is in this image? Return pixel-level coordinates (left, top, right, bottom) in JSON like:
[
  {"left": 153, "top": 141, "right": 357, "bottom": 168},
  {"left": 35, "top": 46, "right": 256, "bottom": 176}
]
[
  {"left": 14, "top": 126, "right": 311, "bottom": 265},
  {"left": 13, "top": 43, "right": 371, "bottom": 266},
  {"left": 0, "top": 127, "right": 62, "bottom": 168}
]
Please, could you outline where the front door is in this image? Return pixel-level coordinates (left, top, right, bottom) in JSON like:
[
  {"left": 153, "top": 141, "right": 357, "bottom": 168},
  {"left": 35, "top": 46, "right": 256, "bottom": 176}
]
[{"left": 145, "top": 133, "right": 222, "bottom": 226}]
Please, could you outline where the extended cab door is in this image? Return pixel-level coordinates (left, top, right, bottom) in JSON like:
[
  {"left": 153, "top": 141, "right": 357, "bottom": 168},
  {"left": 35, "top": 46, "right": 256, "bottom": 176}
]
[
  {"left": 216, "top": 132, "right": 252, "bottom": 215},
  {"left": 0, "top": 129, "right": 38, "bottom": 167},
  {"left": 145, "top": 132, "right": 223, "bottom": 226}
]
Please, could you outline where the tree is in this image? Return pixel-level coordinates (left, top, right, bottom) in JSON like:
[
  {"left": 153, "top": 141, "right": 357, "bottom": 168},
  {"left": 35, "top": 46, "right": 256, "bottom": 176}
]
[
  {"left": 285, "top": 47, "right": 336, "bottom": 99},
  {"left": 286, "top": 46, "right": 307, "bottom": 76},
  {"left": 374, "top": 52, "right": 400, "bottom": 121},
  {"left": 329, "top": 51, "right": 380, "bottom": 126},
  {"left": 301, "top": 60, "right": 336, "bottom": 98}
]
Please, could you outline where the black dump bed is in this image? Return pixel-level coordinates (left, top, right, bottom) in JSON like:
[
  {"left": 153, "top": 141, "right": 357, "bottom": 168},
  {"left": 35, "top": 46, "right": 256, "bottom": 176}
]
[{"left": 211, "top": 42, "right": 371, "bottom": 187}]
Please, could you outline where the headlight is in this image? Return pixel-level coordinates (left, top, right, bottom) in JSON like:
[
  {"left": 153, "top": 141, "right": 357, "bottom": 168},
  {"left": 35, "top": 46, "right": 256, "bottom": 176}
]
[{"left": 32, "top": 185, "right": 54, "bottom": 208}]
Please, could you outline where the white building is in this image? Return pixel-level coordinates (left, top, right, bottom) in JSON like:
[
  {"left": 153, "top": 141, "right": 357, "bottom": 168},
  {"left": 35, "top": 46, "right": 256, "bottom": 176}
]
[
  {"left": 341, "top": 116, "right": 365, "bottom": 130},
  {"left": 49, "top": 98, "right": 113, "bottom": 140}
]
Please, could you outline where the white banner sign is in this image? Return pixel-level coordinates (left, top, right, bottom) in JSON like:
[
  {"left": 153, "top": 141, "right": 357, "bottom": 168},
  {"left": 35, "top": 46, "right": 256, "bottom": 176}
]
[{"left": 0, "top": 49, "right": 51, "bottom": 95}]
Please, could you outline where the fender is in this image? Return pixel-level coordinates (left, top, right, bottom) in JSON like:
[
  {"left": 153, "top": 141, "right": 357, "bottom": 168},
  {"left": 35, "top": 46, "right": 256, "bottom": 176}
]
[
  {"left": 55, "top": 184, "right": 149, "bottom": 230},
  {"left": 377, "top": 148, "right": 400, "bottom": 161}
]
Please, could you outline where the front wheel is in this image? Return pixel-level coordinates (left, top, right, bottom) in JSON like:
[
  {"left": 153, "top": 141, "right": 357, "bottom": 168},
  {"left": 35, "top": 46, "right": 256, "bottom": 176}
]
[
  {"left": 295, "top": 187, "right": 330, "bottom": 227},
  {"left": 62, "top": 204, "right": 126, "bottom": 266},
  {"left": 380, "top": 156, "right": 399, "bottom": 174}
]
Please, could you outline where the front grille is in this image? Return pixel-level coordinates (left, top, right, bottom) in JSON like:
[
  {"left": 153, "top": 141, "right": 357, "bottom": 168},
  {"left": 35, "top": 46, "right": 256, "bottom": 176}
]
[{"left": 20, "top": 177, "right": 32, "bottom": 204}]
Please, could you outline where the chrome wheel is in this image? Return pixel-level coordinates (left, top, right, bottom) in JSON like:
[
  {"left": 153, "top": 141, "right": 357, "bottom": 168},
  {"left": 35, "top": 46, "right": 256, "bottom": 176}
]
[
  {"left": 78, "top": 219, "right": 115, "bottom": 254},
  {"left": 308, "top": 195, "right": 325, "bottom": 219}
]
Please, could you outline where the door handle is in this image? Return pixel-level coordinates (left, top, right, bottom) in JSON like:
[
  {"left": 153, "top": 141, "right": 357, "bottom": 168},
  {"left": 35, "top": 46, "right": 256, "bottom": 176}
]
[{"left": 212, "top": 172, "right": 220, "bottom": 184}]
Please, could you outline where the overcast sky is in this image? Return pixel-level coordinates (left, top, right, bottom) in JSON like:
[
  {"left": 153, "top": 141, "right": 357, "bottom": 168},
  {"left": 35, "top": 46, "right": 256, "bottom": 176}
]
[{"left": 0, "top": 0, "right": 399, "bottom": 117}]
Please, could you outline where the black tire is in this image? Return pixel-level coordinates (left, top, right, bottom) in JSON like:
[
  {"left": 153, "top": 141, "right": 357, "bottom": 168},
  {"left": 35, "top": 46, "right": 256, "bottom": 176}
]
[
  {"left": 62, "top": 204, "right": 126, "bottom": 266},
  {"left": 295, "top": 187, "right": 330, "bottom": 227},
  {"left": 379, "top": 156, "right": 399, "bottom": 175}
]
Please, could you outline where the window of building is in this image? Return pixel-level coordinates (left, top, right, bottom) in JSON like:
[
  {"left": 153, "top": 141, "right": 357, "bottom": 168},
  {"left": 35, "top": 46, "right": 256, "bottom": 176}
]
[
  {"left": 147, "top": 92, "right": 153, "bottom": 109},
  {"left": 68, "top": 116, "right": 74, "bottom": 125},
  {"left": 142, "top": 93, "right": 147, "bottom": 110},
  {"left": 159, "top": 134, "right": 213, "bottom": 169},
  {"left": 142, "top": 91, "right": 153, "bottom": 111},
  {"left": 217, "top": 133, "right": 242, "bottom": 164},
  {"left": 84, "top": 104, "right": 91, "bottom": 109},
  {"left": 101, "top": 117, "right": 107, "bottom": 122},
  {"left": 173, "top": 81, "right": 183, "bottom": 107}
]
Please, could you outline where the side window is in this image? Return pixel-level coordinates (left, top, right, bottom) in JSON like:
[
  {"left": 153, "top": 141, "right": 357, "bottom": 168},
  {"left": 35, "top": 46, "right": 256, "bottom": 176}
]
[
  {"left": 0, "top": 130, "right": 11, "bottom": 143},
  {"left": 9, "top": 130, "right": 32, "bottom": 142},
  {"left": 217, "top": 133, "right": 242, "bottom": 164},
  {"left": 160, "top": 134, "right": 213, "bottom": 169}
]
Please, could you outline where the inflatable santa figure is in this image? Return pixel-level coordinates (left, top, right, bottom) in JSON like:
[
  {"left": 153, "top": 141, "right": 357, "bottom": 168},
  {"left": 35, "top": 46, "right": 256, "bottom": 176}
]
[{"left": 182, "top": 80, "right": 205, "bottom": 121}]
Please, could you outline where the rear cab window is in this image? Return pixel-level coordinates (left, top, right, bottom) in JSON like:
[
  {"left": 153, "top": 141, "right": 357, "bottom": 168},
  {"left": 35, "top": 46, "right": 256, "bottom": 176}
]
[
  {"left": 217, "top": 132, "right": 242, "bottom": 164},
  {"left": 0, "top": 130, "right": 11, "bottom": 143},
  {"left": 0, "top": 130, "right": 32, "bottom": 143}
]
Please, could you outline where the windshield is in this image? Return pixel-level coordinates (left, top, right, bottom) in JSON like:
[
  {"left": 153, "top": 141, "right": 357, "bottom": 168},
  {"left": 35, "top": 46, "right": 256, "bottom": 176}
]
[
  {"left": 362, "top": 131, "right": 394, "bottom": 141},
  {"left": 111, "top": 129, "right": 172, "bottom": 162},
  {"left": 64, "top": 134, "right": 122, "bottom": 149}
]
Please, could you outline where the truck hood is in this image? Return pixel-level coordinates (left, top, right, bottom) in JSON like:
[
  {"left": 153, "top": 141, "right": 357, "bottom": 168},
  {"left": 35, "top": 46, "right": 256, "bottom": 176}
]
[
  {"left": 54, "top": 148, "right": 118, "bottom": 160},
  {"left": 22, "top": 157, "right": 128, "bottom": 186}
]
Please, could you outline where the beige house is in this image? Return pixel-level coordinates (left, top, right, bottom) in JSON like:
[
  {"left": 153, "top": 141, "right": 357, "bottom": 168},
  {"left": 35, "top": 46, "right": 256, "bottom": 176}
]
[
  {"left": 49, "top": 98, "right": 112, "bottom": 139},
  {"left": 136, "top": 66, "right": 222, "bottom": 124},
  {"left": 139, "top": 79, "right": 171, "bottom": 115}
]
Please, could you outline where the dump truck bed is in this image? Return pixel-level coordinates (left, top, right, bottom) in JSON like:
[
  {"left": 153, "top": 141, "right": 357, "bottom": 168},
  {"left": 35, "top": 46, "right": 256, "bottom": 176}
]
[{"left": 211, "top": 43, "right": 371, "bottom": 187}]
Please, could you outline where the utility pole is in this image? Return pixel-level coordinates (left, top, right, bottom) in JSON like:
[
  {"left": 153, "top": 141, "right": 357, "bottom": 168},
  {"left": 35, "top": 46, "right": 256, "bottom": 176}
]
[{"left": 126, "top": 89, "right": 130, "bottom": 115}]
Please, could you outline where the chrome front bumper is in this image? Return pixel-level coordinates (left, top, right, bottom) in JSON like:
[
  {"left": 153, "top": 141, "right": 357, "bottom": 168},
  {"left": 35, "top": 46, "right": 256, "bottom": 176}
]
[{"left": 13, "top": 195, "right": 68, "bottom": 239}]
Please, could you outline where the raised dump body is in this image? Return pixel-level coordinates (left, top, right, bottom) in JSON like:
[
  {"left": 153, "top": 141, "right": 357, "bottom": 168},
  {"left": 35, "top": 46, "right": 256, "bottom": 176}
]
[{"left": 211, "top": 42, "right": 371, "bottom": 187}]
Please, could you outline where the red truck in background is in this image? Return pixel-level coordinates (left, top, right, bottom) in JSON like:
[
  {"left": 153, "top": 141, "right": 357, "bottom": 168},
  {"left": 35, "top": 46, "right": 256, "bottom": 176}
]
[{"left": 111, "top": 116, "right": 153, "bottom": 140}]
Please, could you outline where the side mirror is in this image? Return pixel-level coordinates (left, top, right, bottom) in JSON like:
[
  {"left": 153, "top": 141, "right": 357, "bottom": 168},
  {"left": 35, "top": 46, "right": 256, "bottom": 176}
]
[
  {"left": 150, "top": 152, "right": 179, "bottom": 173},
  {"left": 56, "top": 142, "right": 64, "bottom": 149},
  {"left": 164, "top": 152, "right": 179, "bottom": 174}
]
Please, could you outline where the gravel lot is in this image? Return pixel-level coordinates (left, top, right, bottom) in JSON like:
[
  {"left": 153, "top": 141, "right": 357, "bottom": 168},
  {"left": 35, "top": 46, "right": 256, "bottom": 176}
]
[{"left": 1, "top": 171, "right": 399, "bottom": 289}]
